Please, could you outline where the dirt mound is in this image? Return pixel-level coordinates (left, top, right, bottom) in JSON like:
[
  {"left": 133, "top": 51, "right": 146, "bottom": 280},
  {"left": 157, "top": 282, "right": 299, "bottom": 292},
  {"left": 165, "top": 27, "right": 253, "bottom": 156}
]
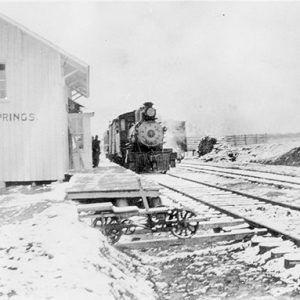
[{"left": 262, "top": 147, "right": 300, "bottom": 166}]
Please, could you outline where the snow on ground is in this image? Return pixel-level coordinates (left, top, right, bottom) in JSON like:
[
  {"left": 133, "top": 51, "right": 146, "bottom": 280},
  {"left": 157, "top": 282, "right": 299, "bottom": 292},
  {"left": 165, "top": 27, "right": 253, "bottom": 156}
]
[
  {"left": 233, "top": 237, "right": 300, "bottom": 296},
  {"left": 141, "top": 173, "right": 300, "bottom": 299},
  {"left": 186, "top": 140, "right": 300, "bottom": 178},
  {"left": 194, "top": 141, "right": 300, "bottom": 165},
  {"left": 0, "top": 182, "right": 156, "bottom": 300},
  {"left": 130, "top": 238, "right": 300, "bottom": 300}
]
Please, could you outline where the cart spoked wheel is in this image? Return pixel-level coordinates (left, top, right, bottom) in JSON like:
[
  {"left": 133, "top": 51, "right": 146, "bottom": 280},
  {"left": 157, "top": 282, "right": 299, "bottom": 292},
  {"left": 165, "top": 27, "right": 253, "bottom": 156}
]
[
  {"left": 121, "top": 219, "right": 136, "bottom": 235},
  {"left": 92, "top": 216, "right": 123, "bottom": 244},
  {"left": 170, "top": 209, "right": 199, "bottom": 239}
]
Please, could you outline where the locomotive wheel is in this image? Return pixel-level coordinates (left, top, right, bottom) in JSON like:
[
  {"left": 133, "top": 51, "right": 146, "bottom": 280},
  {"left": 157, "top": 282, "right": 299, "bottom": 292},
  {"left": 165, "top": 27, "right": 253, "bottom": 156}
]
[
  {"left": 169, "top": 209, "right": 199, "bottom": 239},
  {"left": 92, "top": 216, "right": 123, "bottom": 244}
]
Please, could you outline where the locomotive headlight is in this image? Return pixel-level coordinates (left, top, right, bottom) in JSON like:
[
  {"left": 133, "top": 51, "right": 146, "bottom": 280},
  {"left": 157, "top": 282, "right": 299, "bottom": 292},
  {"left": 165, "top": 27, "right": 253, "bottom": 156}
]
[{"left": 146, "top": 107, "right": 156, "bottom": 118}]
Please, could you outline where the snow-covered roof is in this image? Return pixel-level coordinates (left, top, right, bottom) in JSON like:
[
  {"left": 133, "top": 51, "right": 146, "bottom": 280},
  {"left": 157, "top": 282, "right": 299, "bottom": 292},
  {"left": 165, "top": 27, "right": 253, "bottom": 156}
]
[{"left": 0, "top": 12, "right": 89, "bottom": 98}]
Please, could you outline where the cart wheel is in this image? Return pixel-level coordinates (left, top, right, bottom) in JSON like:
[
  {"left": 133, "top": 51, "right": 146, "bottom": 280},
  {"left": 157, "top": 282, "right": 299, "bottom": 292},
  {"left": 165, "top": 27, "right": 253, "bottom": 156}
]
[
  {"left": 92, "top": 216, "right": 123, "bottom": 244},
  {"left": 170, "top": 209, "right": 199, "bottom": 239},
  {"left": 121, "top": 219, "right": 136, "bottom": 235}
]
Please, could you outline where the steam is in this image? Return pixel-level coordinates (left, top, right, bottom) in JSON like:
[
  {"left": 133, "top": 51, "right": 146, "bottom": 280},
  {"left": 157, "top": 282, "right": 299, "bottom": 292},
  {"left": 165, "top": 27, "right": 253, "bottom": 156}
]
[{"left": 162, "top": 120, "right": 187, "bottom": 154}]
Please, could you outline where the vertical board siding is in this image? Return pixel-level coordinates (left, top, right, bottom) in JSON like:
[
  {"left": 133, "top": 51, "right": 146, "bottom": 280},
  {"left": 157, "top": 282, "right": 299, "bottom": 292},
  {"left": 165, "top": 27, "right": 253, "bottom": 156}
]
[{"left": 0, "top": 18, "right": 68, "bottom": 181}]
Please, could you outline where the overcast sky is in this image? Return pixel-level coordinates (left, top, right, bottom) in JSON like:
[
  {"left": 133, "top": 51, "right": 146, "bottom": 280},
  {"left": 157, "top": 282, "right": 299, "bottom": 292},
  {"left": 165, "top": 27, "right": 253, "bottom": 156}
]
[{"left": 0, "top": 1, "right": 299, "bottom": 136}]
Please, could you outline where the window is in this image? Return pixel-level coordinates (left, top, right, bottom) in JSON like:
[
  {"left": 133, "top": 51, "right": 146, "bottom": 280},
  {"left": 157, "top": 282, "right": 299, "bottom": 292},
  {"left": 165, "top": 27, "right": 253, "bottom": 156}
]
[{"left": 0, "top": 64, "right": 7, "bottom": 101}]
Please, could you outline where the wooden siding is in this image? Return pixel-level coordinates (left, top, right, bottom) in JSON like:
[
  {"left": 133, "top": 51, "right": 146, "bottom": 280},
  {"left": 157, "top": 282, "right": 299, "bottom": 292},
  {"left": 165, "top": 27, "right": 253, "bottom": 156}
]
[{"left": 0, "top": 17, "right": 68, "bottom": 181}]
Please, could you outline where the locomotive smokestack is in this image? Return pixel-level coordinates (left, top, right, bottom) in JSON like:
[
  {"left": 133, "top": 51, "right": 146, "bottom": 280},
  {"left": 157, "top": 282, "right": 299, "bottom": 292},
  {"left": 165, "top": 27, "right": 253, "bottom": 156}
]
[{"left": 143, "top": 102, "right": 153, "bottom": 108}]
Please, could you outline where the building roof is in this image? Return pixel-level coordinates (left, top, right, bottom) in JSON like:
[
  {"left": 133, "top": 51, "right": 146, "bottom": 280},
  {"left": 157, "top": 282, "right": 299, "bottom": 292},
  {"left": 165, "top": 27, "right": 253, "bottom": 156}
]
[{"left": 0, "top": 12, "right": 89, "bottom": 98}]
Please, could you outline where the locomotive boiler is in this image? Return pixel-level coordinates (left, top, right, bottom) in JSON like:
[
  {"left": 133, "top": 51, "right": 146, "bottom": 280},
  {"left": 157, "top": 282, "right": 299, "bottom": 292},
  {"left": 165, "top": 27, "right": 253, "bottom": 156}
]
[{"left": 106, "top": 102, "right": 177, "bottom": 173}]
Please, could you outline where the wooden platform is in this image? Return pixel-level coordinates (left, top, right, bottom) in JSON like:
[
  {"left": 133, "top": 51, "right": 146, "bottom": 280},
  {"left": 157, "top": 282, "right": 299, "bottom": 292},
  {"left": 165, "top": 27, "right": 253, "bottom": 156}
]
[
  {"left": 116, "top": 228, "right": 268, "bottom": 249},
  {"left": 66, "top": 162, "right": 160, "bottom": 200}
]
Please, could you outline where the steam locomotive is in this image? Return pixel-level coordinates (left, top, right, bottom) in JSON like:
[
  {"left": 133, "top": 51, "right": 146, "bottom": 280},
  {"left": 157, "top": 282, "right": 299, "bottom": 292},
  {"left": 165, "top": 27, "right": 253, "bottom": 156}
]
[{"left": 105, "top": 102, "right": 177, "bottom": 173}]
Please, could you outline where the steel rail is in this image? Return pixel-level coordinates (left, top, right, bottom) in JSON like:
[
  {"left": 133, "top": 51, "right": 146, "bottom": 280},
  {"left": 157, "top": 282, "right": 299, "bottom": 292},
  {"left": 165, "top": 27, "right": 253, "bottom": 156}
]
[
  {"left": 183, "top": 160, "right": 299, "bottom": 178},
  {"left": 179, "top": 163, "right": 300, "bottom": 188},
  {"left": 168, "top": 173, "right": 300, "bottom": 212},
  {"left": 157, "top": 174, "right": 300, "bottom": 246},
  {"left": 179, "top": 166, "right": 299, "bottom": 190}
]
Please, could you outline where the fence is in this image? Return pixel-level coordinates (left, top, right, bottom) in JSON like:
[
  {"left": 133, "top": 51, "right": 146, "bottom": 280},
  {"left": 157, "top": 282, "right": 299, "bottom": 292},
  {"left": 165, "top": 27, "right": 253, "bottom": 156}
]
[
  {"left": 224, "top": 134, "right": 268, "bottom": 146},
  {"left": 186, "top": 136, "right": 204, "bottom": 151},
  {"left": 187, "top": 134, "right": 268, "bottom": 151}
]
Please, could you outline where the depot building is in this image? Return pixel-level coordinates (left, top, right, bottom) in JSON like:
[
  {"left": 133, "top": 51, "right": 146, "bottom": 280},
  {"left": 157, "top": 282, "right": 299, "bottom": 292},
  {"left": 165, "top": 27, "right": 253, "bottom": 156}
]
[{"left": 0, "top": 13, "right": 93, "bottom": 183}]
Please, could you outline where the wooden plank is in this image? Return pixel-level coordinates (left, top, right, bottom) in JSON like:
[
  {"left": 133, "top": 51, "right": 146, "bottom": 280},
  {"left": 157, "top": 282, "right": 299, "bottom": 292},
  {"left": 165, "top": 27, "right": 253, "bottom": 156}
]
[
  {"left": 190, "top": 192, "right": 230, "bottom": 197},
  {"left": 116, "top": 228, "right": 267, "bottom": 249},
  {"left": 67, "top": 189, "right": 159, "bottom": 200},
  {"left": 137, "top": 177, "right": 150, "bottom": 211},
  {"left": 112, "top": 206, "right": 139, "bottom": 214},
  {"left": 67, "top": 164, "right": 159, "bottom": 194},
  {"left": 284, "top": 253, "right": 300, "bottom": 268},
  {"left": 66, "top": 164, "right": 161, "bottom": 201},
  {"left": 271, "top": 247, "right": 299, "bottom": 259},
  {"left": 139, "top": 207, "right": 169, "bottom": 214},
  {"left": 77, "top": 202, "right": 113, "bottom": 212},
  {"left": 219, "top": 202, "right": 260, "bottom": 207},
  {"left": 68, "top": 175, "right": 159, "bottom": 192},
  {"left": 197, "top": 219, "right": 245, "bottom": 230},
  {"left": 79, "top": 212, "right": 137, "bottom": 219},
  {"left": 223, "top": 223, "right": 250, "bottom": 232}
]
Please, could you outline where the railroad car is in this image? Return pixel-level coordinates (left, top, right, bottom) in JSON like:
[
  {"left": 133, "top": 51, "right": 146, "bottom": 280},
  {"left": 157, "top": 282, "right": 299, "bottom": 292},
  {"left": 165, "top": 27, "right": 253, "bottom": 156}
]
[{"left": 106, "top": 102, "right": 177, "bottom": 173}]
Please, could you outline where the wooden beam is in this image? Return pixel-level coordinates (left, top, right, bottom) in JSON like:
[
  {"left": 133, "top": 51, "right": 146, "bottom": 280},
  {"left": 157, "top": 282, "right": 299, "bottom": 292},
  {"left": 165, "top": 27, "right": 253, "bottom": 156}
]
[
  {"left": 197, "top": 219, "right": 246, "bottom": 230},
  {"left": 72, "top": 94, "right": 83, "bottom": 101},
  {"left": 112, "top": 206, "right": 139, "bottom": 214},
  {"left": 64, "top": 69, "right": 79, "bottom": 80},
  {"left": 284, "top": 253, "right": 300, "bottom": 268},
  {"left": 70, "top": 85, "right": 87, "bottom": 98},
  {"left": 71, "top": 89, "right": 79, "bottom": 96},
  {"left": 63, "top": 58, "right": 87, "bottom": 74},
  {"left": 138, "top": 177, "right": 150, "bottom": 211},
  {"left": 77, "top": 202, "right": 113, "bottom": 213},
  {"left": 116, "top": 228, "right": 267, "bottom": 249},
  {"left": 67, "top": 190, "right": 159, "bottom": 200}
]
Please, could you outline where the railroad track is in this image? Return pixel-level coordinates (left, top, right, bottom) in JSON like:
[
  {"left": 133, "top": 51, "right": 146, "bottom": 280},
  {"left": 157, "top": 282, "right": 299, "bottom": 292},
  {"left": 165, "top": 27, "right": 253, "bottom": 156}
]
[
  {"left": 178, "top": 161, "right": 300, "bottom": 189},
  {"left": 145, "top": 171, "right": 300, "bottom": 246}
]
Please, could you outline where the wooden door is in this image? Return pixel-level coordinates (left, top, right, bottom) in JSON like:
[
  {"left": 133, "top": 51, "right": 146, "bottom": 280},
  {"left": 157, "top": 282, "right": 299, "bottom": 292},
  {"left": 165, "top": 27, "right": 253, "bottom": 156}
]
[{"left": 68, "top": 113, "right": 93, "bottom": 170}]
